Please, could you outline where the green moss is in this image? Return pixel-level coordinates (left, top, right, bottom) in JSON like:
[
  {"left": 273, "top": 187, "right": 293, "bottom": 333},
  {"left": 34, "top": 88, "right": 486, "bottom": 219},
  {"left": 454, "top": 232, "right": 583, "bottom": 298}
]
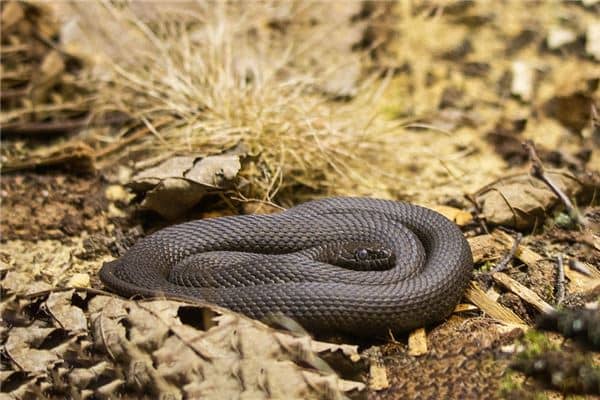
[
  {"left": 499, "top": 370, "right": 521, "bottom": 393},
  {"left": 478, "top": 260, "right": 495, "bottom": 273},
  {"left": 554, "top": 212, "right": 575, "bottom": 229},
  {"left": 499, "top": 371, "right": 548, "bottom": 400},
  {"left": 517, "top": 331, "right": 557, "bottom": 360}
]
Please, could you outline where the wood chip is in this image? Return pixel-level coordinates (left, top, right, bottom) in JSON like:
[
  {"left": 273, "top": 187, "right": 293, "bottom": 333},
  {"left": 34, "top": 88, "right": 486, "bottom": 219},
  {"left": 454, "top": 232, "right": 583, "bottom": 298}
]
[
  {"left": 491, "top": 272, "right": 555, "bottom": 314},
  {"left": 369, "top": 364, "right": 390, "bottom": 391},
  {"left": 468, "top": 230, "right": 542, "bottom": 267},
  {"left": 407, "top": 328, "right": 428, "bottom": 356},
  {"left": 495, "top": 229, "right": 542, "bottom": 267},
  {"left": 465, "top": 281, "right": 527, "bottom": 327},
  {"left": 429, "top": 205, "right": 473, "bottom": 226},
  {"left": 564, "top": 264, "right": 600, "bottom": 293},
  {"left": 467, "top": 234, "right": 502, "bottom": 263},
  {"left": 453, "top": 303, "right": 479, "bottom": 313}
]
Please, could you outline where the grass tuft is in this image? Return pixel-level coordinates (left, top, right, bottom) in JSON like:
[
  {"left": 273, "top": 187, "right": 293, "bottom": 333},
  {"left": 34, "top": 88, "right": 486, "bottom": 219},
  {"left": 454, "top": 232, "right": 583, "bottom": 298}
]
[{"left": 68, "top": 1, "right": 404, "bottom": 205}]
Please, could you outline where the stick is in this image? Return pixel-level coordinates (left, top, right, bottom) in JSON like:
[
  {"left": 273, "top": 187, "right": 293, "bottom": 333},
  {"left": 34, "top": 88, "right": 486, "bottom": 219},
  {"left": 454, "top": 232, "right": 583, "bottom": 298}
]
[
  {"left": 522, "top": 140, "right": 588, "bottom": 226},
  {"left": 491, "top": 231, "right": 522, "bottom": 273},
  {"left": 555, "top": 255, "right": 565, "bottom": 306},
  {"left": 1, "top": 114, "right": 130, "bottom": 136}
]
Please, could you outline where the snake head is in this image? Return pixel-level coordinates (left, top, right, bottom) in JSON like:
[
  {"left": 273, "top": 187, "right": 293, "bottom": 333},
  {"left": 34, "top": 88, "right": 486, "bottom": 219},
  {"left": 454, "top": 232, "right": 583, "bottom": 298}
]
[
  {"left": 325, "top": 241, "right": 395, "bottom": 271},
  {"left": 354, "top": 247, "right": 391, "bottom": 261}
]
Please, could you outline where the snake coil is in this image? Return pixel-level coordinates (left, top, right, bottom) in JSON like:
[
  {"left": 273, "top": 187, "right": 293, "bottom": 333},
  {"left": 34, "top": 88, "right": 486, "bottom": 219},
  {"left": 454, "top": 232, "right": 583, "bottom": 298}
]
[{"left": 100, "top": 197, "right": 473, "bottom": 335}]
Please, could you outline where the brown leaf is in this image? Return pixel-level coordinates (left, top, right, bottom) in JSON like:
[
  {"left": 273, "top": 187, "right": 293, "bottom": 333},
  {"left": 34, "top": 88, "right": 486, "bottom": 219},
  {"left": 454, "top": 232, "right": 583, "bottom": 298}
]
[
  {"left": 129, "top": 155, "right": 241, "bottom": 219},
  {"left": 476, "top": 172, "right": 582, "bottom": 229},
  {"left": 4, "top": 327, "right": 61, "bottom": 372},
  {"left": 45, "top": 290, "right": 87, "bottom": 332},
  {"left": 543, "top": 91, "right": 595, "bottom": 133}
]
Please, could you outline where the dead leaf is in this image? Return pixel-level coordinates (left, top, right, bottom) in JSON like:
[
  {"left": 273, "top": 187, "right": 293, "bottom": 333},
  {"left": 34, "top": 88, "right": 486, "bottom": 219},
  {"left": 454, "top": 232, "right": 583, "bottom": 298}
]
[
  {"left": 45, "top": 290, "right": 88, "bottom": 332},
  {"left": 4, "top": 327, "right": 62, "bottom": 373},
  {"left": 2, "top": 270, "right": 39, "bottom": 294},
  {"left": 475, "top": 171, "right": 582, "bottom": 229},
  {"left": 79, "top": 294, "right": 367, "bottom": 399},
  {"left": 129, "top": 155, "right": 241, "bottom": 219},
  {"left": 543, "top": 91, "right": 595, "bottom": 133}
]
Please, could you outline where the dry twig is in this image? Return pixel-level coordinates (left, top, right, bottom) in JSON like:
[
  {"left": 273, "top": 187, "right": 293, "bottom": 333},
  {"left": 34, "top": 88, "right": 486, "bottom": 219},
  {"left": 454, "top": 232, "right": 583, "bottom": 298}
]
[
  {"left": 491, "top": 231, "right": 522, "bottom": 273},
  {"left": 554, "top": 255, "right": 565, "bottom": 306},
  {"left": 523, "top": 140, "right": 588, "bottom": 227}
]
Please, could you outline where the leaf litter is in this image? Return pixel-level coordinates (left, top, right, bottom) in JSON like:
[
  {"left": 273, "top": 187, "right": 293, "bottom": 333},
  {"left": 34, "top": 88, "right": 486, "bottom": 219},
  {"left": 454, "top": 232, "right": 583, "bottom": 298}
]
[{"left": 1, "top": 1, "right": 600, "bottom": 399}]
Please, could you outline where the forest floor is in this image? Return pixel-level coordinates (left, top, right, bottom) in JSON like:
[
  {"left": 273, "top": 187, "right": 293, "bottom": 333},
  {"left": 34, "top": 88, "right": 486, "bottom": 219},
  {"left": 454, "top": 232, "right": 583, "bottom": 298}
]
[{"left": 1, "top": 2, "right": 599, "bottom": 399}]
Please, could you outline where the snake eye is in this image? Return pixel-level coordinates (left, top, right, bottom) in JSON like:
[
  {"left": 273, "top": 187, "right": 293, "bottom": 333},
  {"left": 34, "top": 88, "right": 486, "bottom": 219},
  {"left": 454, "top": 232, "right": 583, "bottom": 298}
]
[{"left": 356, "top": 249, "right": 369, "bottom": 260}]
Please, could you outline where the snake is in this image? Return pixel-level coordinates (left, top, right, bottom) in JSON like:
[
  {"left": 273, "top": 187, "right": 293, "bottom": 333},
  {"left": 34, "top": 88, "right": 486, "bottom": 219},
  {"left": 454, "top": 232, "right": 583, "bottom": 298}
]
[{"left": 99, "top": 197, "right": 473, "bottom": 336}]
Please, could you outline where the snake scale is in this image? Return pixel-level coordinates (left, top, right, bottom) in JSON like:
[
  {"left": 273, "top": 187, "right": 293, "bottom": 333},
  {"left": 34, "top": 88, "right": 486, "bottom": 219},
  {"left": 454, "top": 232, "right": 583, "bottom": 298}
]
[{"left": 100, "top": 197, "right": 473, "bottom": 335}]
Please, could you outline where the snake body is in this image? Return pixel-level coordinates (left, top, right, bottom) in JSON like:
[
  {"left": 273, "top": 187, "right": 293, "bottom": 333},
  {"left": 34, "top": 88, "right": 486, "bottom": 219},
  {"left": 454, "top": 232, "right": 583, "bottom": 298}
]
[{"left": 100, "top": 197, "right": 473, "bottom": 335}]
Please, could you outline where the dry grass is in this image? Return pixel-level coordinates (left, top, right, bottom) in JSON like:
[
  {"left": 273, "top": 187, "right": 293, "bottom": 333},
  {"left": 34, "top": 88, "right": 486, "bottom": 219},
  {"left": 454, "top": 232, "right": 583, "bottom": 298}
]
[
  {"left": 52, "top": 0, "right": 599, "bottom": 209},
  {"left": 59, "top": 1, "right": 408, "bottom": 205}
]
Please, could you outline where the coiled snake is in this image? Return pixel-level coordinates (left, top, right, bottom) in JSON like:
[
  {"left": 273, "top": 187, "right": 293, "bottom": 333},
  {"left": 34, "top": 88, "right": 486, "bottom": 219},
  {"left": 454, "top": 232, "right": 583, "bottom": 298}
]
[{"left": 100, "top": 197, "right": 473, "bottom": 335}]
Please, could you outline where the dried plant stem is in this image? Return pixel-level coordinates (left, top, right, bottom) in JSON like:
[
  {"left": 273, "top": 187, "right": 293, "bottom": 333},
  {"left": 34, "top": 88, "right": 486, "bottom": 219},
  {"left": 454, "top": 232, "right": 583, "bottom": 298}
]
[
  {"left": 554, "top": 255, "right": 565, "bottom": 306},
  {"left": 491, "top": 231, "right": 522, "bottom": 273},
  {"left": 523, "top": 140, "right": 588, "bottom": 227}
]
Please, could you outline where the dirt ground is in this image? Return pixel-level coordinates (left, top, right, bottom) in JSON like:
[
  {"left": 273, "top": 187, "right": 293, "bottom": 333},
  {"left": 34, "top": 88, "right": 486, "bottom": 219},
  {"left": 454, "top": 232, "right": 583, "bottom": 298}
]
[{"left": 2, "top": 1, "right": 599, "bottom": 399}]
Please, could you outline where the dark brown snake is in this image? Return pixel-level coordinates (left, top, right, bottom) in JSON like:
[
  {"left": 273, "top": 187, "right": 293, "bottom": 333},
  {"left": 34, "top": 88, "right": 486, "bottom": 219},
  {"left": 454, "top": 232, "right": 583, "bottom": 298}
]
[{"left": 100, "top": 197, "right": 473, "bottom": 335}]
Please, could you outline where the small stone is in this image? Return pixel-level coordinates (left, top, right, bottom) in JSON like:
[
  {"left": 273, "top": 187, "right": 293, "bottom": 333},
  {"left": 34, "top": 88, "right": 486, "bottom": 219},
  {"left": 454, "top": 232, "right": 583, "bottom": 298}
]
[
  {"left": 511, "top": 61, "right": 534, "bottom": 101},
  {"left": 586, "top": 23, "right": 600, "bottom": 61},
  {"left": 546, "top": 27, "right": 577, "bottom": 49},
  {"left": 67, "top": 273, "right": 90, "bottom": 288},
  {"left": 500, "top": 344, "right": 516, "bottom": 354},
  {"left": 107, "top": 203, "right": 127, "bottom": 218},
  {"left": 105, "top": 185, "right": 132, "bottom": 202}
]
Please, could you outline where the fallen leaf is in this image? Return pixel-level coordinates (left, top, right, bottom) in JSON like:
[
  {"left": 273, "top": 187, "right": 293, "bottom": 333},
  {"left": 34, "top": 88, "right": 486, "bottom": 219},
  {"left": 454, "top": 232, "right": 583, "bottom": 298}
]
[
  {"left": 543, "top": 91, "right": 595, "bottom": 133},
  {"left": 4, "top": 327, "right": 62, "bottom": 373},
  {"left": 44, "top": 290, "right": 87, "bottom": 333},
  {"left": 475, "top": 171, "right": 582, "bottom": 229},
  {"left": 129, "top": 155, "right": 241, "bottom": 219}
]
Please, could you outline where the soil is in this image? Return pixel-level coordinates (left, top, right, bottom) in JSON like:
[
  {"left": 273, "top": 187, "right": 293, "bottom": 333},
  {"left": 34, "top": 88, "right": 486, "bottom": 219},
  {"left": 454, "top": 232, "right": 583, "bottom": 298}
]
[{"left": 1, "top": 1, "right": 599, "bottom": 399}]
